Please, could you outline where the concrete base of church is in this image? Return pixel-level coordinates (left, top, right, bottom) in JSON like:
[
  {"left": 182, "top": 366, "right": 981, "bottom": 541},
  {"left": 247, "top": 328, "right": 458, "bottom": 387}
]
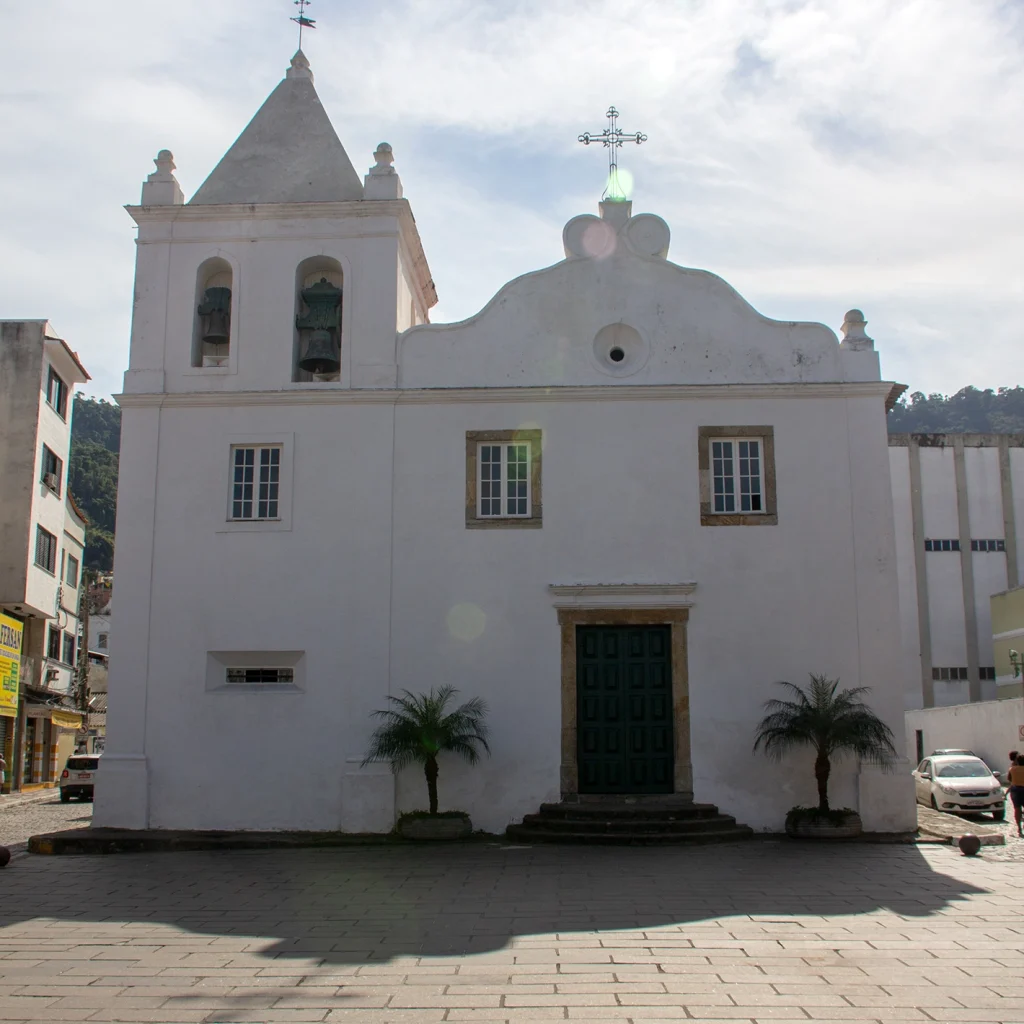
[
  {"left": 93, "top": 754, "right": 149, "bottom": 830},
  {"left": 857, "top": 760, "right": 916, "bottom": 833},
  {"left": 339, "top": 760, "right": 395, "bottom": 833}
]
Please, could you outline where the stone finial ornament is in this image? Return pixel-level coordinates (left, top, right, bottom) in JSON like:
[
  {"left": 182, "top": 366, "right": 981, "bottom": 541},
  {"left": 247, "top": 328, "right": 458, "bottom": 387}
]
[
  {"left": 141, "top": 149, "right": 184, "bottom": 206},
  {"left": 840, "top": 308, "right": 874, "bottom": 351},
  {"left": 371, "top": 143, "right": 395, "bottom": 172},
  {"left": 152, "top": 150, "right": 176, "bottom": 178},
  {"left": 287, "top": 49, "right": 313, "bottom": 81},
  {"left": 364, "top": 142, "right": 403, "bottom": 200}
]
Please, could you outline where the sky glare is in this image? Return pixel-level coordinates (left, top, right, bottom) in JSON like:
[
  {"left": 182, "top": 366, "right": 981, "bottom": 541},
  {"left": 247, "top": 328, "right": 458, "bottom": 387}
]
[{"left": 1, "top": 0, "right": 1021, "bottom": 400}]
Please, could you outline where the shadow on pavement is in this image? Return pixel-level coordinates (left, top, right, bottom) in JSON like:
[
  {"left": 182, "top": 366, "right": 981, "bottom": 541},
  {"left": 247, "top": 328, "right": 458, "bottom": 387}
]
[{"left": 0, "top": 840, "right": 990, "bottom": 965}]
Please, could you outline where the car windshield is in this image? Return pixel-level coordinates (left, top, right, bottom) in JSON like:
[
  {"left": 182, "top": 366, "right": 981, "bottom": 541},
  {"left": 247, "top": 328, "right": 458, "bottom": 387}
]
[
  {"left": 67, "top": 757, "right": 99, "bottom": 771},
  {"left": 935, "top": 761, "right": 990, "bottom": 778}
]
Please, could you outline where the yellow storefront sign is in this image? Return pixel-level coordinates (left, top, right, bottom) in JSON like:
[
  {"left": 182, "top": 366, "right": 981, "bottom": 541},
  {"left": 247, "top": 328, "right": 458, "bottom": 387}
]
[{"left": 0, "top": 613, "right": 23, "bottom": 719}]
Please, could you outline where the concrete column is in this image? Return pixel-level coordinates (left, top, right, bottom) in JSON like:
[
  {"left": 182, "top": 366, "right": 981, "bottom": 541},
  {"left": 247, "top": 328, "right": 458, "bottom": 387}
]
[
  {"left": 908, "top": 440, "right": 935, "bottom": 707},
  {"left": 999, "top": 436, "right": 1019, "bottom": 589},
  {"left": 91, "top": 403, "right": 161, "bottom": 829},
  {"left": 12, "top": 698, "right": 27, "bottom": 790},
  {"left": 47, "top": 723, "right": 59, "bottom": 782},
  {"left": 31, "top": 720, "right": 43, "bottom": 783},
  {"left": 953, "top": 437, "right": 981, "bottom": 702},
  {"left": 844, "top": 398, "right": 916, "bottom": 831}
]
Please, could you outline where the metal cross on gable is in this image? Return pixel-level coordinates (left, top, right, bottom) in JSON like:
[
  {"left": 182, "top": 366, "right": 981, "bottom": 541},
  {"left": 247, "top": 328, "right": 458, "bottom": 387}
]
[
  {"left": 578, "top": 106, "right": 647, "bottom": 201},
  {"left": 291, "top": 0, "right": 317, "bottom": 49}
]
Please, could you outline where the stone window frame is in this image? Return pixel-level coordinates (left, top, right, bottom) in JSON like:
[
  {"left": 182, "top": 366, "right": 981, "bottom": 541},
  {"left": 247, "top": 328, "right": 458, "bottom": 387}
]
[
  {"left": 217, "top": 433, "right": 294, "bottom": 534},
  {"left": 465, "top": 429, "right": 542, "bottom": 529},
  {"left": 698, "top": 425, "right": 777, "bottom": 527}
]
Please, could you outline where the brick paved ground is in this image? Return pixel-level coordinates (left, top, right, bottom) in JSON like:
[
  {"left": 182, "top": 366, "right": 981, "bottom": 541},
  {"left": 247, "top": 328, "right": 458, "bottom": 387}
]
[
  {"left": 916, "top": 804, "right": 1024, "bottom": 863},
  {"left": 0, "top": 794, "right": 92, "bottom": 854},
  {"left": 1, "top": 837, "right": 1023, "bottom": 1023}
]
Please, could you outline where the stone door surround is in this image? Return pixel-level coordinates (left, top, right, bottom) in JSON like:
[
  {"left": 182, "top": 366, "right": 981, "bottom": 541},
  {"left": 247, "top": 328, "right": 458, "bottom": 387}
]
[{"left": 550, "top": 584, "right": 695, "bottom": 802}]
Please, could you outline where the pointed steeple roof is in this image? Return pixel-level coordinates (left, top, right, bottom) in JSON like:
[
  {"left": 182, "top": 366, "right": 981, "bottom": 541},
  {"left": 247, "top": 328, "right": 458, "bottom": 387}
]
[{"left": 189, "top": 52, "right": 364, "bottom": 205}]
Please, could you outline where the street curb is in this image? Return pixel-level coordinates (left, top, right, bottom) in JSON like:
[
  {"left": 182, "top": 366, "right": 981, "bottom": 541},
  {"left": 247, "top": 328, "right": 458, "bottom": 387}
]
[
  {"left": 917, "top": 824, "right": 1006, "bottom": 846},
  {"left": 27, "top": 827, "right": 510, "bottom": 855}
]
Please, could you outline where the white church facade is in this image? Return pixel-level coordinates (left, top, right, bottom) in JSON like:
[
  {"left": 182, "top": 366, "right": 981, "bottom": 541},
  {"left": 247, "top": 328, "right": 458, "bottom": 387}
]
[{"left": 95, "top": 52, "right": 915, "bottom": 835}]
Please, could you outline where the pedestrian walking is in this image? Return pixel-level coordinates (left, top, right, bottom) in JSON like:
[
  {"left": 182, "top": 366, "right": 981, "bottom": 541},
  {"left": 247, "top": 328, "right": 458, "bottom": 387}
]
[{"left": 1008, "top": 754, "right": 1024, "bottom": 838}]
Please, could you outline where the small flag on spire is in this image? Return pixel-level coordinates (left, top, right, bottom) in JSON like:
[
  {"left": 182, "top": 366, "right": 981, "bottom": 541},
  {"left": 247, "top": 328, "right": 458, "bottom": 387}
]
[{"left": 291, "top": 0, "right": 316, "bottom": 47}]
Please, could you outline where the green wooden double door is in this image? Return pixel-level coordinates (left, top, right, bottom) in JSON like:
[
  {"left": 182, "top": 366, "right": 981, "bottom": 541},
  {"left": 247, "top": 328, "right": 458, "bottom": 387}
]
[{"left": 576, "top": 625, "right": 674, "bottom": 794}]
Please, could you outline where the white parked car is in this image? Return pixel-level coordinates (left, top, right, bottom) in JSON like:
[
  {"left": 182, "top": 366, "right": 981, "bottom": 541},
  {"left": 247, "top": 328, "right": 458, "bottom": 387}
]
[
  {"left": 59, "top": 754, "right": 100, "bottom": 802},
  {"left": 913, "top": 754, "right": 1005, "bottom": 820}
]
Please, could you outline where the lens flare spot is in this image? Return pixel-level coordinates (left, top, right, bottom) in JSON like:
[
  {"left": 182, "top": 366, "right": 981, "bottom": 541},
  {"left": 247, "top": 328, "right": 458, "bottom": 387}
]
[
  {"left": 581, "top": 220, "right": 617, "bottom": 259},
  {"left": 447, "top": 603, "right": 486, "bottom": 643},
  {"left": 514, "top": 421, "right": 544, "bottom": 446},
  {"left": 605, "top": 166, "right": 635, "bottom": 201}
]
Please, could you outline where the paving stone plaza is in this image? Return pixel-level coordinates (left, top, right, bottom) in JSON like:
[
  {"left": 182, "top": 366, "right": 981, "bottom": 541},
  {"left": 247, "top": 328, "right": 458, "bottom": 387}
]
[{"left": 1, "top": 824, "right": 1023, "bottom": 1024}]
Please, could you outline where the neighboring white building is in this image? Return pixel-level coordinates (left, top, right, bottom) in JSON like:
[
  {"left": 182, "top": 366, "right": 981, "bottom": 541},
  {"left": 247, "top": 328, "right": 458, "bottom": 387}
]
[
  {"left": 890, "top": 434, "right": 1024, "bottom": 710},
  {"left": 87, "top": 593, "right": 112, "bottom": 659},
  {"left": 96, "top": 51, "right": 915, "bottom": 835},
  {"left": 0, "top": 320, "right": 90, "bottom": 789}
]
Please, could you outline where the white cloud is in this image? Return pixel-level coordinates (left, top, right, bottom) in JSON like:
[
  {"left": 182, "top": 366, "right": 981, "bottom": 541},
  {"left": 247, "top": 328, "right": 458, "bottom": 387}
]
[{"left": 0, "top": 0, "right": 1021, "bottom": 397}]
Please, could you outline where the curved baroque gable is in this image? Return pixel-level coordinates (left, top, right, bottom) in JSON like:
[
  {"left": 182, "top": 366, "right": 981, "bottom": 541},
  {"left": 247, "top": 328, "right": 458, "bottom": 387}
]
[{"left": 400, "top": 210, "right": 871, "bottom": 389}]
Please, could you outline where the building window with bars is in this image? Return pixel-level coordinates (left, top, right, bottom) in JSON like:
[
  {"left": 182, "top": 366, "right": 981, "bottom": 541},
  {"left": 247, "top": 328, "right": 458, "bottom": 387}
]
[
  {"left": 226, "top": 667, "right": 295, "bottom": 685},
  {"left": 230, "top": 445, "right": 281, "bottom": 521},
  {"left": 970, "top": 539, "right": 1006, "bottom": 552},
  {"left": 62, "top": 632, "right": 76, "bottom": 666},
  {"left": 924, "top": 538, "right": 961, "bottom": 552},
  {"left": 47, "top": 626, "right": 62, "bottom": 661},
  {"left": 34, "top": 526, "right": 57, "bottom": 574},
  {"left": 932, "top": 666, "right": 969, "bottom": 682},
  {"left": 465, "top": 430, "right": 542, "bottom": 528},
  {"left": 979, "top": 666, "right": 996, "bottom": 681},
  {"left": 699, "top": 426, "right": 777, "bottom": 526}
]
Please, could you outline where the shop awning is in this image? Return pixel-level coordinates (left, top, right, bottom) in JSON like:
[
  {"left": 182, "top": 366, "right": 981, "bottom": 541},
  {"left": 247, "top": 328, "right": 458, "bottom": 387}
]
[{"left": 50, "top": 709, "right": 83, "bottom": 729}]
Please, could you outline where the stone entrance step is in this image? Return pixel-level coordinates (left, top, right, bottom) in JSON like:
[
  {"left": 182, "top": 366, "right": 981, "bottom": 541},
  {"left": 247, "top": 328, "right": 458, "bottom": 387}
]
[{"left": 506, "top": 798, "right": 754, "bottom": 846}]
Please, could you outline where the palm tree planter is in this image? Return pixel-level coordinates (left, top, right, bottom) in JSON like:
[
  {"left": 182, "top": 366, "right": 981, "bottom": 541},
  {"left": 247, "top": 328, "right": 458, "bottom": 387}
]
[
  {"left": 362, "top": 686, "right": 490, "bottom": 840},
  {"left": 397, "top": 811, "right": 473, "bottom": 840},
  {"left": 754, "top": 675, "right": 898, "bottom": 839}
]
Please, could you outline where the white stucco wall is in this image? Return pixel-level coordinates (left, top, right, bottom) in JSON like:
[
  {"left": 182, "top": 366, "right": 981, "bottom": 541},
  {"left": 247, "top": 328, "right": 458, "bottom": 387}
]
[
  {"left": 892, "top": 440, "right": 1021, "bottom": 711},
  {"left": 100, "top": 388, "right": 911, "bottom": 835},
  {"left": 1013, "top": 449, "right": 1024, "bottom": 583},
  {"left": 889, "top": 446, "right": 923, "bottom": 710},
  {"left": 95, "top": 195, "right": 914, "bottom": 836},
  {"left": 906, "top": 698, "right": 1024, "bottom": 775}
]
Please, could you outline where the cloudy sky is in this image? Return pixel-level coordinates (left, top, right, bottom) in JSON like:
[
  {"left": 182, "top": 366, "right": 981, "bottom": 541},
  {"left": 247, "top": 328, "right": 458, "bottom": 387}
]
[{"left": 1, "top": 0, "right": 1021, "bottom": 400}]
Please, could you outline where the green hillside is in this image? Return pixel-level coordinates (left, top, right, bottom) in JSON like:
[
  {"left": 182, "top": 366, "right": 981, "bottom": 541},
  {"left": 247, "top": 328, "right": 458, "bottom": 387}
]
[
  {"left": 69, "top": 396, "right": 120, "bottom": 571},
  {"left": 888, "top": 386, "right": 1024, "bottom": 433}
]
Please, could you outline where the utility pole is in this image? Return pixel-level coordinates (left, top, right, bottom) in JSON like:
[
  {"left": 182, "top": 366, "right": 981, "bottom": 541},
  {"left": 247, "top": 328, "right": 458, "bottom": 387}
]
[{"left": 75, "top": 571, "right": 92, "bottom": 747}]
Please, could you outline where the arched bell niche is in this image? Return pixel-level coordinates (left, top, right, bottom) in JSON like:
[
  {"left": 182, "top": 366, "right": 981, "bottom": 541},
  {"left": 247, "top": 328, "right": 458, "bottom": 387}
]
[
  {"left": 192, "top": 257, "right": 233, "bottom": 368},
  {"left": 293, "top": 256, "right": 343, "bottom": 382}
]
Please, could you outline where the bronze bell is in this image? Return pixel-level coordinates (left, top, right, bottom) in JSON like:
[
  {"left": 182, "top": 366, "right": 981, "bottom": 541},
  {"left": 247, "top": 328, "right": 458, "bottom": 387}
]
[
  {"left": 198, "top": 286, "right": 231, "bottom": 344},
  {"left": 298, "top": 329, "right": 340, "bottom": 374}
]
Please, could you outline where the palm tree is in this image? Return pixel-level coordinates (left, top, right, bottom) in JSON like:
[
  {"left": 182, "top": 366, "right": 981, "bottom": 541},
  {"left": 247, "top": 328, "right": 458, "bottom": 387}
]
[
  {"left": 362, "top": 686, "right": 490, "bottom": 814},
  {"left": 753, "top": 674, "right": 898, "bottom": 813}
]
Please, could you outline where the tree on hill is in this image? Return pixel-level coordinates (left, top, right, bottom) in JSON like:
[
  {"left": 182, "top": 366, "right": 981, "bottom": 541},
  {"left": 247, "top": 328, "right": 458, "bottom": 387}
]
[
  {"left": 887, "top": 386, "right": 1024, "bottom": 434},
  {"left": 71, "top": 395, "right": 121, "bottom": 452},
  {"left": 69, "top": 397, "right": 121, "bottom": 571}
]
